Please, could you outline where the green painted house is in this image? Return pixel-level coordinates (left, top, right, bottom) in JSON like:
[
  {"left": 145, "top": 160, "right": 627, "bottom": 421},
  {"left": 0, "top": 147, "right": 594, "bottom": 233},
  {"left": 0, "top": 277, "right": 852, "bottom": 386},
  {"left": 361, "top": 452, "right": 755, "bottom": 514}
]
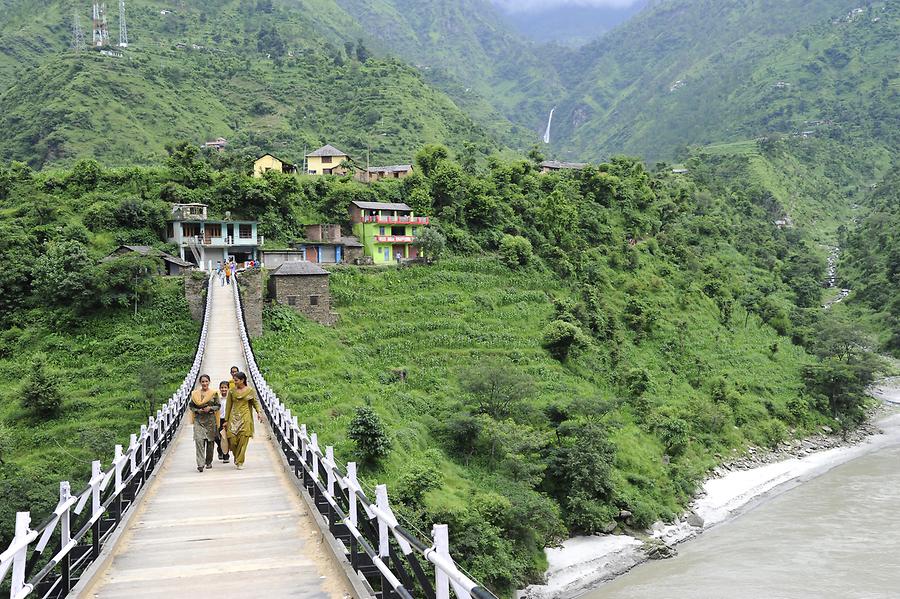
[{"left": 349, "top": 201, "right": 429, "bottom": 264}]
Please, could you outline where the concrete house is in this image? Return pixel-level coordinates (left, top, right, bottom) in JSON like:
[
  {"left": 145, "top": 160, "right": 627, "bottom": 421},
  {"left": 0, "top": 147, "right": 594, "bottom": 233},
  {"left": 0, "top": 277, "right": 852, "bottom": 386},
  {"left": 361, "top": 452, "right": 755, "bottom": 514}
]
[
  {"left": 166, "top": 203, "right": 260, "bottom": 268},
  {"left": 306, "top": 145, "right": 349, "bottom": 176},
  {"left": 540, "top": 160, "right": 588, "bottom": 174},
  {"left": 349, "top": 201, "right": 429, "bottom": 264},
  {"left": 102, "top": 245, "right": 193, "bottom": 276},
  {"left": 360, "top": 164, "right": 414, "bottom": 183},
  {"left": 269, "top": 261, "right": 336, "bottom": 325},
  {"left": 293, "top": 224, "right": 363, "bottom": 264},
  {"left": 254, "top": 153, "right": 298, "bottom": 178},
  {"left": 202, "top": 137, "right": 228, "bottom": 151}
]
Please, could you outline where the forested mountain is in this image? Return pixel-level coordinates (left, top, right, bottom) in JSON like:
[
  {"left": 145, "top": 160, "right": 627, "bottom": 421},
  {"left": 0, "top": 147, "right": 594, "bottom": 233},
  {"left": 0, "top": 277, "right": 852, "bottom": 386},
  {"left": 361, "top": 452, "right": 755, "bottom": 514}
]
[
  {"left": 0, "top": 1, "right": 498, "bottom": 166},
  {"left": 0, "top": 0, "right": 563, "bottom": 167},
  {"left": 842, "top": 165, "right": 900, "bottom": 352},
  {"left": 551, "top": 0, "right": 898, "bottom": 162},
  {"left": 3, "top": 0, "right": 897, "bottom": 172}
]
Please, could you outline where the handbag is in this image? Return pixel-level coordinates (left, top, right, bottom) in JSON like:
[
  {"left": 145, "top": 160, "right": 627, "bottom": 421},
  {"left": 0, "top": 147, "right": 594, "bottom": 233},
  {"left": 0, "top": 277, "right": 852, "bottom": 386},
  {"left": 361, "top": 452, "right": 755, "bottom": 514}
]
[{"left": 219, "top": 433, "right": 229, "bottom": 454}]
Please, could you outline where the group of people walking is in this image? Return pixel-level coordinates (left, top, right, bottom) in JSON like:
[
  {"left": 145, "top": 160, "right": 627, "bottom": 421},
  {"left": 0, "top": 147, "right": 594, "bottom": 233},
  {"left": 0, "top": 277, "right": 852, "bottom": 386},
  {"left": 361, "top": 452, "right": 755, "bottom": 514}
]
[{"left": 189, "top": 366, "right": 263, "bottom": 471}]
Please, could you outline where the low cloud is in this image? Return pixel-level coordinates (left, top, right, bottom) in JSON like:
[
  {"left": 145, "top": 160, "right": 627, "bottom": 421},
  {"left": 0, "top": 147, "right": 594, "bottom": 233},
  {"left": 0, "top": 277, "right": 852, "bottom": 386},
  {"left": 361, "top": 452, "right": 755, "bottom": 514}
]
[{"left": 493, "top": 0, "right": 641, "bottom": 12}]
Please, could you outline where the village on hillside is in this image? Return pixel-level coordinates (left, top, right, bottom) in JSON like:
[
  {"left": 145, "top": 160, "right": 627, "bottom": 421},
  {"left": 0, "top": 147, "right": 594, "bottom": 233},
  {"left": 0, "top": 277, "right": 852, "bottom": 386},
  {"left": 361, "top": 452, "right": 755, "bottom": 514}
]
[{"left": 108, "top": 143, "right": 441, "bottom": 326}]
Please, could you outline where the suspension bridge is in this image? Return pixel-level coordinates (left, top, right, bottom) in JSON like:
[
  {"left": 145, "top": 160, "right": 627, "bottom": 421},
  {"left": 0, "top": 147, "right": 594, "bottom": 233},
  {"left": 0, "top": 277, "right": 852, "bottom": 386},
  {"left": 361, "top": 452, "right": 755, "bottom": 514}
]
[{"left": 0, "top": 274, "right": 496, "bottom": 599}]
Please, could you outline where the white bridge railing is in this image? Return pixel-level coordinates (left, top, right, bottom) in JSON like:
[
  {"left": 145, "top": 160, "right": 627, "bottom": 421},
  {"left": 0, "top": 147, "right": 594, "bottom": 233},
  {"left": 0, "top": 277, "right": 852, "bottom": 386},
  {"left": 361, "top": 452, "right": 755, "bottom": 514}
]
[
  {"left": 0, "top": 274, "right": 214, "bottom": 599},
  {"left": 231, "top": 276, "right": 497, "bottom": 599}
]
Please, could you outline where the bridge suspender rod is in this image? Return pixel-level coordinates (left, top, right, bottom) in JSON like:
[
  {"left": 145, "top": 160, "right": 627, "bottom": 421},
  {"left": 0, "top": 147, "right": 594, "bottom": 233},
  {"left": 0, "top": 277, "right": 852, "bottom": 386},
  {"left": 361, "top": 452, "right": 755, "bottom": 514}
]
[{"left": 230, "top": 275, "right": 499, "bottom": 599}]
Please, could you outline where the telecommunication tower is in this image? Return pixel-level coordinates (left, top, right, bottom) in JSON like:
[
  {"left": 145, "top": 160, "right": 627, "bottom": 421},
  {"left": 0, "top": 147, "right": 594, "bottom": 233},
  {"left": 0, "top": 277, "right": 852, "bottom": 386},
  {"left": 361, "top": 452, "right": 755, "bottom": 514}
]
[
  {"left": 118, "top": 0, "right": 128, "bottom": 47},
  {"left": 72, "top": 11, "right": 86, "bottom": 53},
  {"left": 92, "top": 3, "right": 110, "bottom": 47}
]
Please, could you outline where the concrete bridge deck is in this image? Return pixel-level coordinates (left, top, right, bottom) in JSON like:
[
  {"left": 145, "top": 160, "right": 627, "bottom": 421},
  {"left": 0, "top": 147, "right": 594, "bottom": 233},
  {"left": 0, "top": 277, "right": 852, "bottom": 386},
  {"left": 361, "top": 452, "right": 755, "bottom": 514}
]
[{"left": 80, "top": 282, "right": 349, "bottom": 599}]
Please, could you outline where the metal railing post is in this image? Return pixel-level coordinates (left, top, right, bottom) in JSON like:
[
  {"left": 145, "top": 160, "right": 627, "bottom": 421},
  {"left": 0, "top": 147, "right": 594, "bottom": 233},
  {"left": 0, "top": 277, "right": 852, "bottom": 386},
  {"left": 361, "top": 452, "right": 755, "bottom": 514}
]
[
  {"left": 10, "top": 512, "right": 30, "bottom": 598},
  {"left": 434, "top": 525, "right": 451, "bottom": 599},
  {"left": 60, "top": 482, "right": 72, "bottom": 594},
  {"left": 376, "top": 485, "right": 390, "bottom": 560}
]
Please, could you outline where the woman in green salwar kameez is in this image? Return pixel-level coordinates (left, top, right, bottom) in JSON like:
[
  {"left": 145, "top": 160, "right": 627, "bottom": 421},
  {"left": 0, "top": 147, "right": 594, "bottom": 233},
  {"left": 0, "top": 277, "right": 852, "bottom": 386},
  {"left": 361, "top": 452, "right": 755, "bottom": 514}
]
[{"left": 224, "top": 371, "right": 262, "bottom": 470}]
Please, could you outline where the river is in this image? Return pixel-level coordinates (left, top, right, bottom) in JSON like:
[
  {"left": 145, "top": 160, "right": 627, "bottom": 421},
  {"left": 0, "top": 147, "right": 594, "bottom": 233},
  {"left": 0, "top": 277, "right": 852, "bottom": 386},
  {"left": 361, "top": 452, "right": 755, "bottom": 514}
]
[{"left": 586, "top": 438, "right": 900, "bottom": 599}]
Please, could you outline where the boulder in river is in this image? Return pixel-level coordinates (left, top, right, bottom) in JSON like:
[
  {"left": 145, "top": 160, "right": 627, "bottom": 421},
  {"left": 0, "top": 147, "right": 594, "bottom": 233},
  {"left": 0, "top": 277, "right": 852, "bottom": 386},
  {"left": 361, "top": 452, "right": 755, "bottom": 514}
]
[{"left": 686, "top": 511, "right": 705, "bottom": 528}]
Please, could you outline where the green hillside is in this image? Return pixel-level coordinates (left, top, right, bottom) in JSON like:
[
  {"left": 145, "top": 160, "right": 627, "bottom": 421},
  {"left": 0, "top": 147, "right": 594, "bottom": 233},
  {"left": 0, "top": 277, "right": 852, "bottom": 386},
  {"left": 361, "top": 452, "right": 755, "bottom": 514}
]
[
  {"left": 3, "top": 146, "right": 879, "bottom": 590},
  {"left": 551, "top": 1, "right": 898, "bottom": 163},
  {"left": 0, "top": 0, "right": 512, "bottom": 167}
]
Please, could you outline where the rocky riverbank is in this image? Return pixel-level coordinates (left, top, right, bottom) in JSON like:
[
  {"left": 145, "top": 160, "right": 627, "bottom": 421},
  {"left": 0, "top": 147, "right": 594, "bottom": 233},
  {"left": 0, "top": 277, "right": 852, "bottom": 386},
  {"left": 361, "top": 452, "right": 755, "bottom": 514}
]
[{"left": 523, "top": 403, "right": 900, "bottom": 599}]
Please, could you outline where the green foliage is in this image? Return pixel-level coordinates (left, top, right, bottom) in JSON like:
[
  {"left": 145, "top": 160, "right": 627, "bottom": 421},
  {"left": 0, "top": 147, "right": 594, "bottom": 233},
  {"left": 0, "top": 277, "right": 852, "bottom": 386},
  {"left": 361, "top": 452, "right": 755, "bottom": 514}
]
[
  {"left": 414, "top": 227, "right": 446, "bottom": 262},
  {"left": 499, "top": 235, "right": 533, "bottom": 268},
  {"left": 32, "top": 240, "right": 95, "bottom": 308},
  {"left": 347, "top": 406, "right": 392, "bottom": 467},
  {"left": 20, "top": 353, "right": 64, "bottom": 419},
  {"left": 459, "top": 358, "right": 534, "bottom": 419},
  {"left": 542, "top": 320, "right": 587, "bottom": 361}
]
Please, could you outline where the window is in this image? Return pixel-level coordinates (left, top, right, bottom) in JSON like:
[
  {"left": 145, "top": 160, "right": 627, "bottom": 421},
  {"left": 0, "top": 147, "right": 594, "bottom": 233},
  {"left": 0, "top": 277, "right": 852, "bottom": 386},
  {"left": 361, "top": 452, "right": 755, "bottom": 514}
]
[
  {"left": 239, "top": 224, "right": 253, "bottom": 239},
  {"left": 309, "top": 295, "right": 319, "bottom": 306},
  {"left": 379, "top": 226, "right": 386, "bottom": 235},
  {"left": 323, "top": 168, "right": 332, "bottom": 175},
  {"left": 205, "top": 223, "right": 221, "bottom": 238},
  {"left": 321, "top": 156, "right": 332, "bottom": 164},
  {"left": 287, "top": 296, "right": 297, "bottom": 306},
  {"left": 382, "top": 247, "right": 390, "bottom": 259},
  {"left": 391, "top": 226, "right": 405, "bottom": 236},
  {"left": 308, "top": 170, "right": 317, "bottom": 175}
]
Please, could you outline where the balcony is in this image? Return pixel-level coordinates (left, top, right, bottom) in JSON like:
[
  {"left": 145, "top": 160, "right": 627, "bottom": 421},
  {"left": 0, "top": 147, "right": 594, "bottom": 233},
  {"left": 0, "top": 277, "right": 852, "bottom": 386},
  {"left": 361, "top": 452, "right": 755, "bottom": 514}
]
[
  {"left": 363, "top": 215, "right": 429, "bottom": 225},
  {"left": 184, "top": 235, "right": 261, "bottom": 247},
  {"left": 374, "top": 235, "right": 416, "bottom": 244}
]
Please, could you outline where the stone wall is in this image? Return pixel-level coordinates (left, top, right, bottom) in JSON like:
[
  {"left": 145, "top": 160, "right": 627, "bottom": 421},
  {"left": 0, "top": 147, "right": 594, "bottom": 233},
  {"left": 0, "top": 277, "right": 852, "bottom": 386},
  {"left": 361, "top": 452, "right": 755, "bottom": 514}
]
[
  {"left": 238, "top": 268, "right": 264, "bottom": 338},
  {"left": 271, "top": 274, "right": 337, "bottom": 325},
  {"left": 183, "top": 272, "right": 208, "bottom": 323}
]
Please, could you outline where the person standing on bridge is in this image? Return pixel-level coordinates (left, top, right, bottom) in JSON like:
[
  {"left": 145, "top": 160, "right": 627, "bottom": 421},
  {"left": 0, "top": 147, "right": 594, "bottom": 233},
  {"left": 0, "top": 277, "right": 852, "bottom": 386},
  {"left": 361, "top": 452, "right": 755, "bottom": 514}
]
[
  {"left": 189, "top": 374, "right": 221, "bottom": 472},
  {"left": 224, "top": 371, "right": 262, "bottom": 470}
]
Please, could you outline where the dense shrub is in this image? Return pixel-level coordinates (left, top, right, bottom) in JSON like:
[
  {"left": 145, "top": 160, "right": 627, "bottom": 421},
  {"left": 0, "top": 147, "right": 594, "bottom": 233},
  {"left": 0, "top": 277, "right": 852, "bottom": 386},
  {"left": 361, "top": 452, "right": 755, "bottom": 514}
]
[
  {"left": 21, "top": 353, "right": 64, "bottom": 418},
  {"left": 347, "top": 406, "right": 392, "bottom": 466},
  {"left": 499, "top": 234, "right": 532, "bottom": 267}
]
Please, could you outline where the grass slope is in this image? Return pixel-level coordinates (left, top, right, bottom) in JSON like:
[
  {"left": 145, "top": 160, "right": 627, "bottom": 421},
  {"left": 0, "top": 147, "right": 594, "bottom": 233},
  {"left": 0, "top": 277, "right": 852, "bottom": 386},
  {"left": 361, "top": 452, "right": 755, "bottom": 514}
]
[
  {"left": 0, "top": 280, "right": 199, "bottom": 543},
  {"left": 254, "top": 254, "right": 818, "bottom": 589}
]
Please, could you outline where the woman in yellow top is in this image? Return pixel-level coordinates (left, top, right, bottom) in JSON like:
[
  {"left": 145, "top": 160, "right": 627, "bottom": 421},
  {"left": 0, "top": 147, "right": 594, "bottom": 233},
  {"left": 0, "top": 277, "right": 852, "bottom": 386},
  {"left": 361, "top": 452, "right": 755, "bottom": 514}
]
[
  {"left": 224, "top": 371, "right": 262, "bottom": 470},
  {"left": 189, "top": 374, "right": 221, "bottom": 472}
]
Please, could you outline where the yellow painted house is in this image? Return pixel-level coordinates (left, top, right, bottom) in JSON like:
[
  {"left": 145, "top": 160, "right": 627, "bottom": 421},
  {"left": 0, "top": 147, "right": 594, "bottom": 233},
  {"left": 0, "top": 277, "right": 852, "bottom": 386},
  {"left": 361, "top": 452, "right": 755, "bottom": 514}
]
[
  {"left": 253, "top": 154, "right": 297, "bottom": 178},
  {"left": 306, "top": 144, "right": 349, "bottom": 175}
]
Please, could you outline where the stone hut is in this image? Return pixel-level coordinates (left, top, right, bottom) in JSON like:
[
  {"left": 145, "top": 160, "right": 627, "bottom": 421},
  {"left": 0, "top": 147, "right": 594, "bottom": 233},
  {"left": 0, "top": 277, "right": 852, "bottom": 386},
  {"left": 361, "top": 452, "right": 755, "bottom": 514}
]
[{"left": 268, "top": 261, "right": 336, "bottom": 325}]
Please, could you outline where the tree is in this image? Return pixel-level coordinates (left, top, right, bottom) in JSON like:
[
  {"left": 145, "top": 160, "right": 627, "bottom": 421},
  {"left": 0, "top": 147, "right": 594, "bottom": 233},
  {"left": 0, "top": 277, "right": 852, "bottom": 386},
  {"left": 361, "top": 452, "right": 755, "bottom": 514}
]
[
  {"left": 97, "top": 255, "right": 160, "bottom": 313},
  {"left": 165, "top": 141, "right": 212, "bottom": 188},
  {"left": 355, "top": 38, "right": 370, "bottom": 63},
  {"left": 542, "top": 320, "right": 587, "bottom": 361},
  {"left": 544, "top": 422, "right": 616, "bottom": 533},
  {"left": 347, "top": 406, "right": 392, "bottom": 466},
  {"left": 32, "top": 239, "right": 96, "bottom": 308},
  {"left": 0, "top": 422, "right": 11, "bottom": 464},
  {"left": 499, "top": 235, "right": 532, "bottom": 268},
  {"left": 458, "top": 359, "right": 534, "bottom": 419},
  {"left": 414, "top": 227, "right": 445, "bottom": 262},
  {"left": 22, "top": 353, "right": 64, "bottom": 418},
  {"left": 137, "top": 363, "right": 163, "bottom": 418}
]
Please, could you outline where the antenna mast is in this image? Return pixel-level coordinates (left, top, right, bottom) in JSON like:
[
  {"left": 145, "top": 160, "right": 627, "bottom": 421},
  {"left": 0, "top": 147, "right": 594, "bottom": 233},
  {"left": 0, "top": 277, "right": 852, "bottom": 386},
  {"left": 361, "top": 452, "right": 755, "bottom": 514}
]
[
  {"left": 118, "top": 0, "right": 128, "bottom": 47},
  {"left": 72, "top": 11, "right": 86, "bottom": 53},
  {"left": 92, "top": 3, "right": 109, "bottom": 47}
]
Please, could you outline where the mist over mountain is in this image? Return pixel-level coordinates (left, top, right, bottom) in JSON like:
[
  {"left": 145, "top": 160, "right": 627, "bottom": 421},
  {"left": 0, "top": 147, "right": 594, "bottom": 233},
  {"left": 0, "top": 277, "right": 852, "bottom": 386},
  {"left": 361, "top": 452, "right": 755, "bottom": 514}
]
[{"left": 498, "top": 0, "right": 648, "bottom": 46}]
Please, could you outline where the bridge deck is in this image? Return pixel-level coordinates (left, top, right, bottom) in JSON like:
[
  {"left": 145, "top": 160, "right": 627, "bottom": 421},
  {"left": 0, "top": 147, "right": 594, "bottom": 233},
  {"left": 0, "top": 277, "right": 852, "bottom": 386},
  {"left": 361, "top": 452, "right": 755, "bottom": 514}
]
[{"left": 82, "top": 281, "right": 349, "bottom": 599}]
